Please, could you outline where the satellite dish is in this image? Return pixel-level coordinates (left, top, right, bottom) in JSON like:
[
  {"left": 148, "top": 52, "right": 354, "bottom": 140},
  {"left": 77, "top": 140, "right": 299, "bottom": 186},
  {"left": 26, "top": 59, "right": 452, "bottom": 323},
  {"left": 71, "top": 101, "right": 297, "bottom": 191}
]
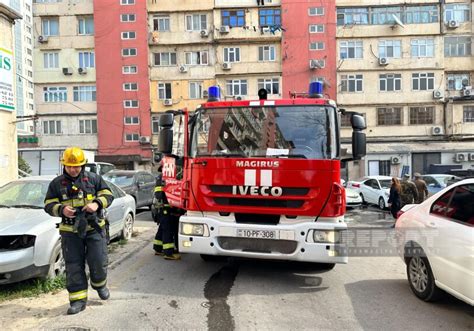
[{"left": 391, "top": 14, "right": 405, "bottom": 28}]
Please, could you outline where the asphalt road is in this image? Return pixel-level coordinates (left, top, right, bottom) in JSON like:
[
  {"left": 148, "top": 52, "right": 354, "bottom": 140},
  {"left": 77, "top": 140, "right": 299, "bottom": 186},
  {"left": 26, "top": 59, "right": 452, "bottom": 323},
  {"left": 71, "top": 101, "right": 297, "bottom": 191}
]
[{"left": 29, "top": 208, "right": 473, "bottom": 331}]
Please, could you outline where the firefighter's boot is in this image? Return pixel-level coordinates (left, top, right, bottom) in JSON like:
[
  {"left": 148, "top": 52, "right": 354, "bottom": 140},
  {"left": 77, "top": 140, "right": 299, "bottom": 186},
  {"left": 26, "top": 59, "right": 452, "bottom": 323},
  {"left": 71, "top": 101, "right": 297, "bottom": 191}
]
[
  {"left": 164, "top": 253, "right": 181, "bottom": 261},
  {"left": 67, "top": 300, "right": 87, "bottom": 315},
  {"left": 97, "top": 287, "right": 110, "bottom": 300}
]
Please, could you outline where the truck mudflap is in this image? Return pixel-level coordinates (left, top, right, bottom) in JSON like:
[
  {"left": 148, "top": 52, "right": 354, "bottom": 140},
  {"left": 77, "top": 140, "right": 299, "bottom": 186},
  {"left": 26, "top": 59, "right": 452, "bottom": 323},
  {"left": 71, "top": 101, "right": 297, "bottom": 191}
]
[{"left": 178, "top": 215, "right": 348, "bottom": 263}]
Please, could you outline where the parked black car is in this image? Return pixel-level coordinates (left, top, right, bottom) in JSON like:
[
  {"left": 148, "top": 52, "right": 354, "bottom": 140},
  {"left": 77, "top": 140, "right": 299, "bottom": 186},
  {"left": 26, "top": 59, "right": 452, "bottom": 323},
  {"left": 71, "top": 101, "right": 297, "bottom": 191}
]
[{"left": 103, "top": 170, "right": 155, "bottom": 209}]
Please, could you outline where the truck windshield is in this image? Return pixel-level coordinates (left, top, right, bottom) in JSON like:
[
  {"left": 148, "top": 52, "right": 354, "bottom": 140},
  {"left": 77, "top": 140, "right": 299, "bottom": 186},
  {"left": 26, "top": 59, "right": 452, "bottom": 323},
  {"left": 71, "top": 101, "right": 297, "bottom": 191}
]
[{"left": 190, "top": 105, "right": 337, "bottom": 160}]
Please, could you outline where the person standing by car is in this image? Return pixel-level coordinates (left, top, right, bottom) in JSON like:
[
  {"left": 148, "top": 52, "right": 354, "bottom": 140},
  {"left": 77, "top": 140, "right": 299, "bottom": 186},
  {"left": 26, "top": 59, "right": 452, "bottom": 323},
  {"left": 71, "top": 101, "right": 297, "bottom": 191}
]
[
  {"left": 400, "top": 173, "right": 418, "bottom": 208},
  {"left": 44, "top": 147, "right": 114, "bottom": 315},
  {"left": 388, "top": 177, "right": 402, "bottom": 219},
  {"left": 413, "top": 172, "right": 429, "bottom": 203}
]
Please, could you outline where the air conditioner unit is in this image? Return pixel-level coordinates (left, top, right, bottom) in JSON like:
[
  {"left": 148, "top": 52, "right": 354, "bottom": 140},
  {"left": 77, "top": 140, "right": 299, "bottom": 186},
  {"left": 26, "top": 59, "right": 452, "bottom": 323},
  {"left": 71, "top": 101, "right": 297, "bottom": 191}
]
[
  {"left": 454, "top": 152, "right": 468, "bottom": 163},
  {"left": 219, "top": 26, "right": 230, "bottom": 34},
  {"left": 432, "top": 89, "right": 444, "bottom": 99},
  {"left": 309, "top": 59, "right": 322, "bottom": 69},
  {"left": 200, "top": 29, "right": 209, "bottom": 37},
  {"left": 462, "top": 86, "right": 472, "bottom": 97},
  {"left": 78, "top": 67, "right": 87, "bottom": 75},
  {"left": 62, "top": 67, "right": 73, "bottom": 75},
  {"left": 447, "top": 20, "right": 459, "bottom": 29},
  {"left": 139, "top": 136, "right": 150, "bottom": 144},
  {"left": 163, "top": 99, "right": 173, "bottom": 106},
  {"left": 431, "top": 126, "right": 444, "bottom": 135},
  {"left": 202, "top": 90, "right": 209, "bottom": 98},
  {"left": 178, "top": 65, "right": 188, "bottom": 73},
  {"left": 222, "top": 62, "right": 232, "bottom": 70},
  {"left": 469, "top": 153, "right": 474, "bottom": 162},
  {"left": 379, "top": 57, "right": 389, "bottom": 66},
  {"left": 38, "top": 35, "right": 48, "bottom": 43},
  {"left": 390, "top": 156, "right": 400, "bottom": 165}
]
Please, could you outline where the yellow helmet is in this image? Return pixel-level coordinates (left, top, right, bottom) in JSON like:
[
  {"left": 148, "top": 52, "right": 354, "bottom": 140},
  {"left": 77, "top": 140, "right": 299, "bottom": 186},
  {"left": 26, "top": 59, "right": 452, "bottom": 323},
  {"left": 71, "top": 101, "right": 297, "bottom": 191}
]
[{"left": 61, "top": 147, "right": 87, "bottom": 166}]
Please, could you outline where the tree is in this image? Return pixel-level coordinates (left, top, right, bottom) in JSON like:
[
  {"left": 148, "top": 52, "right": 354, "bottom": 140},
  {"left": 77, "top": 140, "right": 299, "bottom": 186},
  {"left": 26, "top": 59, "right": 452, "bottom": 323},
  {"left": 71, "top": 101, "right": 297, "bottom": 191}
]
[{"left": 18, "top": 156, "right": 32, "bottom": 175}]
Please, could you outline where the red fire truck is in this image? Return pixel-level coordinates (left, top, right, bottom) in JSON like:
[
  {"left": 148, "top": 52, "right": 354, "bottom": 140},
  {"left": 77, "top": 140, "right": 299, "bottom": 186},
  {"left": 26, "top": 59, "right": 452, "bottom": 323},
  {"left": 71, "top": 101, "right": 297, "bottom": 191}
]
[{"left": 156, "top": 83, "right": 366, "bottom": 266}]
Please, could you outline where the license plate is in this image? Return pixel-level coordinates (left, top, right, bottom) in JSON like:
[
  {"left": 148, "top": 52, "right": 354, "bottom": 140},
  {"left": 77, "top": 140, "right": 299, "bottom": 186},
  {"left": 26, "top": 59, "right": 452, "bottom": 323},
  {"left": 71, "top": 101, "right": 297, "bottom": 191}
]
[{"left": 236, "top": 229, "right": 279, "bottom": 239}]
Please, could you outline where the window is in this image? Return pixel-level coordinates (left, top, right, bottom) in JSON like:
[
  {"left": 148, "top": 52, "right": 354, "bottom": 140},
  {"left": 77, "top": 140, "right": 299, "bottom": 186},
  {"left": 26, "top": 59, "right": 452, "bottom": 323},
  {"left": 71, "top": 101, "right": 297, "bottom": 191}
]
[
  {"left": 379, "top": 74, "right": 401, "bottom": 92},
  {"left": 221, "top": 10, "right": 245, "bottom": 27},
  {"left": 43, "top": 86, "right": 67, "bottom": 102},
  {"left": 444, "top": 36, "right": 471, "bottom": 57},
  {"left": 371, "top": 7, "right": 402, "bottom": 25},
  {"left": 121, "top": 14, "right": 136, "bottom": 22},
  {"left": 308, "top": 7, "right": 324, "bottom": 16},
  {"left": 337, "top": 8, "right": 369, "bottom": 25},
  {"left": 122, "top": 65, "right": 137, "bottom": 74},
  {"left": 258, "top": 46, "right": 275, "bottom": 61},
  {"left": 158, "top": 83, "right": 172, "bottom": 99},
  {"left": 259, "top": 9, "right": 281, "bottom": 27},
  {"left": 464, "top": 106, "right": 474, "bottom": 123},
  {"left": 258, "top": 78, "right": 279, "bottom": 95},
  {"left": 121, "top": 31, "right": 136, "bottom": 39},
  {"left": 367, "top": 161, "right": 391, "bottom": 176},
  {"left": 405, "top": 5, "right": 438, "bottom": 24},
  {"left": 43, "top": 52, "right": 59, "bottom": 69},
  {"left": 431, "top": 184, "right": 474, "bottom": 225},
  {"left": 412, "top": 73, "right": 435, "bottom": 90},
  {"left": 121, "top": 0, "right": 134, "bottom": 5},
  {"left": 153, "top": 15, "right": 169, "bottom": 31},
  {"left": 341, "top": 113, "right": 366, "bottom": 127},
  {"left": 73, "top": 86, "right": 96, "bottom": 101},
  {"left": 309, "top": 42, "right": 324, "bottom": 51},
  {"left": 79, "top": 51, "right": 95, "bottom": 68},
  {"left": 185, "top": 51, "right": 208, "bottom": 65},
  {"left": 224, "top": 47, "right": 240, "bottom": 63},
  {"left": 78, "top": 16, "right": 94, "bottom": 35},
  {"left": 409, "top": 106, "right": 434, "bottom": 124},
  {"left": 79, "top": 119, "right": 97, "bottom": 134},
  {"left": 411, "top": 38, "right": 434, "bottom": 57},
  {"left": 123, "top": 82, "right": 138, "bottom": 91},
  {"left": 43, "top": 120, "right": 61, "bottom": 135},
  {"left": 444, "top": 4, "right": 470, "bottom": 23},
  {"left": 124, "top": 117, "right": 139, "bottom": 125},
  {"left": 447, "top": 73, "right": 470, "bottom": 90},
  {"left": 189, "top": 81, "right": 203, "bottom": 99},
  {"left": 226, "top": 79, "right": 247, "bottom": 96},
  {"left": 152, "top": 117, "right": 160, "bottom": 134},
  {"left": 379, "top": 40, "right": 401, "bottom": 58},
  {"left": 340, "top": 41, "right": 363, "bottom": 59},
  {"left": 309, "top": 24, "right": 324, "bottom": 33},
  {"left": 153, "top": 52, "right": 177, "bottom": 66},
  {"left": 377, "top": 107, "right": 402, "bottom": 125},
  {"left": 42, "top": 17, "right": 59, "bottom": 36},
  {"left": 186, "top": 14, "right": 207, "bottom": 31},
  {"left": 122, "top": 48, "right": 137, "bottom": 57},
  {"left": 340, "top": 74, "right": 363, "bottom": 92},
  {"left": 123, "top": 100, "right": 138, "bottom": 108},
  {"left": 125, "top": 133, "right": 139, "bottom": 141}
]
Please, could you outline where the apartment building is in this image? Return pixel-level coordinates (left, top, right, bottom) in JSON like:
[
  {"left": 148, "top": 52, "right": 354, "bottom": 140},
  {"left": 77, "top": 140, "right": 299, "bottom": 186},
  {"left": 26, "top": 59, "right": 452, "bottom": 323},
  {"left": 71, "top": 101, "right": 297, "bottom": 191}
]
[
  {"left": 336, "top": 0, "right": 474, "bottom": 178},
  {"left": 281, "top": 0, "right": 337, "bottom": 99}
]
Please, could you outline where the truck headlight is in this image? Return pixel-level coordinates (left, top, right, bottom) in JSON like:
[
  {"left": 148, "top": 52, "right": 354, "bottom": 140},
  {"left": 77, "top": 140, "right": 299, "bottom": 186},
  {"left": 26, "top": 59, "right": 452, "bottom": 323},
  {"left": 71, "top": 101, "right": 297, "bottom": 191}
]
[
  {"left": 181, "top": 223, "right": 205, "bottom": 236},
  {"left": 313, "top": 230, "right": 340, "bottom": 243}
]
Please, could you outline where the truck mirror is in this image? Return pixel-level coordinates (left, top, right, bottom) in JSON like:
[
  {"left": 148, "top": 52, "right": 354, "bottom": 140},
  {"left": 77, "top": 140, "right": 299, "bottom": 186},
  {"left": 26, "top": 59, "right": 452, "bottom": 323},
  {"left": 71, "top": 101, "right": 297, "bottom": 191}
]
[
  {"left": 351, "top": 114, "right": 366, "bottom": 130},
  {"left": 158, "top": 113, "right": 174, "bottom": 127},
  {"left": 157, "top": 128, "right": 173, "bottom": 154},
  {"left": 352, "top": 131, "right": 366, "bottom": 159}
]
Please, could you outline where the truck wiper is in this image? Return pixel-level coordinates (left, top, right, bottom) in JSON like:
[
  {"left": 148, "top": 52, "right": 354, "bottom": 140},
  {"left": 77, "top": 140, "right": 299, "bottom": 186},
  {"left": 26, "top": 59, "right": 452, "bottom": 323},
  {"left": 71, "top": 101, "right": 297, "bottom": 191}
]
[
  {"left": 257, "top": 154, "right": 307, "bottom": 159},
  {"left": 199, "top": 152, "right": 246, "bottom": 158},
  {"left": 10, "top": 204, "right": 43, "bottom": 209}
]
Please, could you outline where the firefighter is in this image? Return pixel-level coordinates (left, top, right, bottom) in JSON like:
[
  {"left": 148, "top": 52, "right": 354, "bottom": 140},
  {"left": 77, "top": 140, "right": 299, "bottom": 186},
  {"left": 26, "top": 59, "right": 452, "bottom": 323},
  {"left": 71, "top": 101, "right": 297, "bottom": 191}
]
[
  {"left": 44, "top": 147, "right": 114, "bottom": 315},
  {"left": 152, "top": 164, "right": 181, "bottom": 260}
]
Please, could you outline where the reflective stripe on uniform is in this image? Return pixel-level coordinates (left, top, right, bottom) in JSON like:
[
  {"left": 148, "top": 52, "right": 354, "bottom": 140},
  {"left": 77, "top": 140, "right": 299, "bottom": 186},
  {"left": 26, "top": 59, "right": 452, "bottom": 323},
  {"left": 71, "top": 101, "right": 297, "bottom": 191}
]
[
  {"left": 97, "top": 196, "right": 109, "bottom": 208},
  {"left": 154, "top": 186, "right": 163, "bottom": 192},
  {"left": 163, "top": 243, "right": 175, "bottom": 250},
  {"left": 153, "top": 239, "right": 163, "bottom": 246},
  {"left": 90, "top": 279, "right": 107, "bottom": 288},
  {"left": 45, "top": 198, "right": 59, "bottom": 205},
  {"left": 69, "top": 289, "right": 87, "bottom": 301},
  {"left": 97, "top": 189, "right": 113, "bottom": 208},
  {"left": 59, "top": 218, "right": 106, "bottom": 233},
  {"left": 52, "top": 204, "right": 62, "bottom": 217}
]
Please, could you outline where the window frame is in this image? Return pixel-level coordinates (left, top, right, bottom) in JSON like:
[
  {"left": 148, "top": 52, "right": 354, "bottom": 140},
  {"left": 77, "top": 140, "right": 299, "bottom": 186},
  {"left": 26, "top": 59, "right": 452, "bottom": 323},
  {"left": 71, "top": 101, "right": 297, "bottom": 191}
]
[
  {"left": 379, "top": 73, "right": 402, "bottom": 92},
  {"left": 412, "top": 72, "right": 435, "bottom": 91},
  {"left": 225, "top": 79, "right": 248, "bottom": 97},
  {"left": 121, "top": 31, "right": 136, "bottom": 39},
  {"left": 78, "top": 16, "right": 94, "bottom": 35},
  {"left": 189, "top": 81, "right": 203, "bottom": 99},
  {"left": 340, "top": 40, "right": 363, "bottom": 59},
  {"left": 42, "top": 17, "right": 59, "bottom": 36},
  {"left": 257, "top": 77, "right": 280, "bottom": 95},
  {"left": 377, "top": 107, "right": 403, "bottom": 126},
  {"left": 153, "top": 15, "right": 170, "bottom": 31},
  {"left": 185, "top": 14, "right": 207, "bottom": 31},
  {"left": 124, "top": 116, "right": 139, "bottom": 125},
  {"left": 158, "top": 82, "right": 172, "bottom": 100},
  {"left": 223, "top": 47, "right": 241, "bottom": 63},
  {"left": 409, "top": 106, "right": 434, "bottom": 125},
  {"left": 258, "top": 45, "right": 276, "bottom": 61},
  {"left": 43, "top": 120, "right": 62, "bottom": 135},
  {"left": 122, "top": 48, "right": 137, "bottom": 57},
  {"left": 411, "top": 38, "right": 435, "bottom": 58},
  {"left": 123, "top": 100, "right": 139, "bottom": 108},
  {"left": 153, "top": 52, "right": 177, "bottom": 66},
  {"left": 43, "top": 52, "right": 59, "bottom": 69},
  {"left": 221, "top": 9, "right": 245, "bottom": 27},
  {"left": 340, "top": 74, "right": 363, "bottom": 93},
  {"left": 79, "top": 119, "right": 97, "bottom": 134},
  {"left": 78, "top": 51, "right": 95, "bottom": 68}
]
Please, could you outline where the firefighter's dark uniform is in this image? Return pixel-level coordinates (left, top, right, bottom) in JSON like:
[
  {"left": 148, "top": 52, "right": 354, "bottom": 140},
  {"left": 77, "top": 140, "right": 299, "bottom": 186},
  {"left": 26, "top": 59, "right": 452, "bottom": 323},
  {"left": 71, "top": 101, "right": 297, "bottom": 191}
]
[
  {"left": 152, "top": 174, "right": 180, "bottom": 260},
  {"left": 44, "top": 169, "right": 114, "bottom": 307}
]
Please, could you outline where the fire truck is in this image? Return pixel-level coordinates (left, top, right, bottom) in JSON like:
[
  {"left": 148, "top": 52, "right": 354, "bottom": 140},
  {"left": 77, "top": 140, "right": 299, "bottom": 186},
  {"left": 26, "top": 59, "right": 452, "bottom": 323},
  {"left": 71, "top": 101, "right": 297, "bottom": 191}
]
[{"left": 156, "top": 82, "right": 366, "bottom": 266}]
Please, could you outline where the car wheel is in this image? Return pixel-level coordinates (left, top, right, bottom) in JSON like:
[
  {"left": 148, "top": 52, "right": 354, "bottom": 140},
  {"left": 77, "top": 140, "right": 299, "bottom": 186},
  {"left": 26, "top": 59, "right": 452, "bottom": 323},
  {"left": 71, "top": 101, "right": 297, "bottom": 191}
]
[
  {"left": 120, "top": 213, "right": 134, "bottom": 240},
  {"left": 378, "top": 197, "right": 386, "bottom": 210},
  {"left": 46, "top": 241, "right": 65, "bottom": 279},
  {"left": 105, "top": 222, "right": 111, "bottom": 245},
  {"left": 406, "top": 253, "right": 441, "bottom": 302}
]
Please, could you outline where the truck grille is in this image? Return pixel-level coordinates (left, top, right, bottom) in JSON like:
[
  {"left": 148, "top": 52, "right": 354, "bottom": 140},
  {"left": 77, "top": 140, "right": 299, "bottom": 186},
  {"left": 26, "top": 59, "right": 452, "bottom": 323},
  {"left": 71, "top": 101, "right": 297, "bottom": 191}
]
[
  {"left": 210, "top": 185, "right": 309, "bottom": 196},
  {"left": 217, "top": 237, "right": 297, "bottom": 254},
  {"left": 214, "top": 197, "right": 304, "bottom": 208}
]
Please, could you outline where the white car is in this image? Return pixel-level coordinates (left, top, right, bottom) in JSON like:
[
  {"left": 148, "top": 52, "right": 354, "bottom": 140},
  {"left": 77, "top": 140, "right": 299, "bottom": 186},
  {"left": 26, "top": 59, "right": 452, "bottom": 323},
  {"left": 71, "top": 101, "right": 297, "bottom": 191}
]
[
  {"left": 346, "top": 176, "right": 392, "bottom": 209},
  {"left": 345, "top": 187, "right": 362, "bottom": 208},
  {"left": 0, "top": 176, "right": 136, "bottom": 284},
  {"left": 395, "top": 178, "right": 474, "bottom": 306}
]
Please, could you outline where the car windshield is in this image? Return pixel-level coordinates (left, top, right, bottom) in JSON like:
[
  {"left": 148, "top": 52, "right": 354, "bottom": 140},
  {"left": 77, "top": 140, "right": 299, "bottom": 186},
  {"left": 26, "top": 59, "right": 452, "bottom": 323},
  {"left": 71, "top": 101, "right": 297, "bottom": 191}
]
[
  {"left": 431, "top": 175, "right": 454, "bottom": 185},
  {"left": 0, "top": 180, "right": 49, "bottom": 208},
  {"left": 103, "top": 173, "right": 134, "bottom": 187},
  {"left": 190, "top": 105, "right": 338, "bottom": 160},
  {"left": 379, "top": 180, "right": 392, "bottom": 189}
]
